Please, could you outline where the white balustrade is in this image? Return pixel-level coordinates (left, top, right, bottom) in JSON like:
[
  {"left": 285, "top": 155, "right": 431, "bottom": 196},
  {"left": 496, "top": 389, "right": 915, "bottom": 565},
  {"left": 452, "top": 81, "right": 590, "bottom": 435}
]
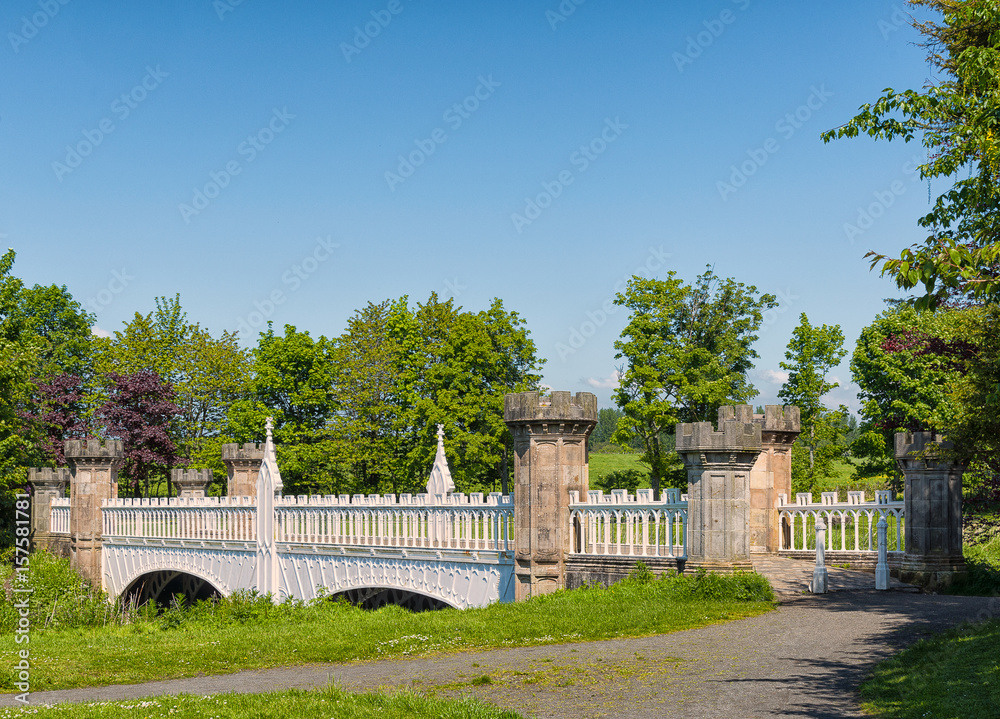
[
  {"left": 777, "top": 490, "right": 904, "bottom": 553},
  {"left": 49, "top": 497, "right": 70, "bottom": 534},
  {"left": 274, "top": 491, "right": 514, "bottom": 551},
  {"left": 102, "top": 496, "right": 258, "bottom": 542},
  {"left": 569, "top": 488, "right": 688, "bottom": 559}
]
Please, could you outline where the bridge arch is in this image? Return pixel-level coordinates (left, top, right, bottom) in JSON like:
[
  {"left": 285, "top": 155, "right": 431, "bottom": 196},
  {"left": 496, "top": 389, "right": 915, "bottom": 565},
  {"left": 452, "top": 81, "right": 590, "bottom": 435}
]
[
  {"left": 122, "top": 569, "right": 224, "bottom": 607},
  {"left": 327, "top": 585, "right": 457, "bottom": 612}
]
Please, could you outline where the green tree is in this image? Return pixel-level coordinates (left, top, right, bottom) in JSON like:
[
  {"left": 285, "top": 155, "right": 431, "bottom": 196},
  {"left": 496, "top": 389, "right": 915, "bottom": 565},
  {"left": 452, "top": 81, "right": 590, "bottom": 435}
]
[
  {"left": 227, "top": 324, "right": 341, "bottom": 496},
  {"left": 821, "top": 0, "right": 1000, "bottom": 308},
  {"left": 388, "top": 294, "right": 543, "bottom": 494},
  {"left": 849, "top": 305, "right": 976, "bottom": 490},
  {"left": 330, "top": 300, "right": 405, "bottom": 495},
  {"left": 777, "top": 313, "right": 849, "bottom": 491},
  {"left": 612, "top": 268, "right": 777, "bottom": 497}
]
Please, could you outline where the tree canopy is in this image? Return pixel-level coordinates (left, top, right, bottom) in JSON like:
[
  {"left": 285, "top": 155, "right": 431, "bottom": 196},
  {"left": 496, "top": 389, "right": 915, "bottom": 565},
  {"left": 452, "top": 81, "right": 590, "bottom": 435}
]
[
  {"left": 821, "top": 0, "right": 1000, "bottom": 308},
  {"left": 611, "top": 267, "right": 776, "bottom": 496}
]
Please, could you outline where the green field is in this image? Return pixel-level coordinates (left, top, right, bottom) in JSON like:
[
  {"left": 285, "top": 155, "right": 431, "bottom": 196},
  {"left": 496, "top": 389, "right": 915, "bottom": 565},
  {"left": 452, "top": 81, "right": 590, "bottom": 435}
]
[{"left": 588, "top": 453, "right": 648, "bottom": 484}]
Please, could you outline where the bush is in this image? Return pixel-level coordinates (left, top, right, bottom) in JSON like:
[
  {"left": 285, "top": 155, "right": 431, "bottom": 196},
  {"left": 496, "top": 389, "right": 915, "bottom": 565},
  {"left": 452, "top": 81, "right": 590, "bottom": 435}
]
[
  {"left": 0, "top": 548, "right": 120, "bottom": 633},
  {"left": 617, "top": 561, "right": 774, "bottom": 602}
]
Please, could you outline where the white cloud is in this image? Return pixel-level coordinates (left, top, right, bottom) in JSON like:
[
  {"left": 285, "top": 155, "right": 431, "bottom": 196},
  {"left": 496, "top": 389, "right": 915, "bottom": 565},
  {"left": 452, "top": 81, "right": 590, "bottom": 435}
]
[
  {"left": 585, "top": 370, "right": 621, "bottom": 390},
  {"left": 91, "top": 326, "right": 111, "bottom": 338},
  {"left": 761, "top": 369, "right": 789, "bottom": 385}
]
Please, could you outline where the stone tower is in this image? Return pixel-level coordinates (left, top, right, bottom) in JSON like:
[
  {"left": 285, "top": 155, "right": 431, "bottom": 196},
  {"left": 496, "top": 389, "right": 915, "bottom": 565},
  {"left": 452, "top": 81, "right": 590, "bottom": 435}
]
[{"left": 504, "top": 391, "right": 597, "bottom": 601}]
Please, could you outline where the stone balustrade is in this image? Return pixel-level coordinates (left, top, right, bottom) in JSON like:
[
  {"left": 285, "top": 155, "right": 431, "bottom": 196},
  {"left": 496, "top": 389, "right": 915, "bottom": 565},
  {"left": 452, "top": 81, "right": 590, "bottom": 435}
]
[
  {"left": 568, "top": 488, "right": 688, "bottom": 559},
  {"left": 777, "top": 490, "right": 905, "bottom": 553},
  {"left": 50, "top": 497, "right": 71, "bottom": 535}
]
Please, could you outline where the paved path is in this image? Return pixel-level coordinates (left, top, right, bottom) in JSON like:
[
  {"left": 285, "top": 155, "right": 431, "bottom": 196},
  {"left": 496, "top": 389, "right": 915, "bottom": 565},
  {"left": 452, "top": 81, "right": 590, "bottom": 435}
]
[
  {"left": 751, "top": 555, "right": 917, "bottom": 595},
  {"left": 7, "top": 583, "right": 999, "bottom": 717}
]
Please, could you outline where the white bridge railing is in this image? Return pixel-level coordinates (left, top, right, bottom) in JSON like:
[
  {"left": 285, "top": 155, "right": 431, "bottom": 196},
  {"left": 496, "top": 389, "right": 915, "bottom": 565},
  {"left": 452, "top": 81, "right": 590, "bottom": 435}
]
[
  {"left": 101, "top": 493, "right": 514, "bottom": 552},
  {"left": 103, "top": 496, "right": 258, "bottom": 541},
  {"left": 275, "top": 492, "right": 514, "bottom": 551},
  {"left": 569, "top": 488, "right": 688, "bottom": 559},
  {"left": 50, "top": 497, "right": 70, "bottom": 534},
  {"left": 778, "top": 491, "right": 905, "bottom": 553}
]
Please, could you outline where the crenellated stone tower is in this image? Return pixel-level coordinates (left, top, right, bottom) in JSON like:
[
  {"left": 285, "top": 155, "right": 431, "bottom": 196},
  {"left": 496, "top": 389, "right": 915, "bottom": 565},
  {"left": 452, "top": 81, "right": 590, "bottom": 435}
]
[
  {"left": 26, "top": 467, "right": 71, "bottom": 557},
  {"left": 64, "top": 439, "right": 124, "bottom": 589},
  {"left": 749, "top": 405, "right": 800, "bottom": 553},
  {"left": 895, "top": 431, "right": 967, "bottom": 589},
  {"left": 504, "top": 391, "right": 597, "bottom": 601},
  {"left": 676, "top": 405, "right": 762, "bottom": 570},
  {"left": 222, "top": 443, "right": 264, "bottom": 498}
]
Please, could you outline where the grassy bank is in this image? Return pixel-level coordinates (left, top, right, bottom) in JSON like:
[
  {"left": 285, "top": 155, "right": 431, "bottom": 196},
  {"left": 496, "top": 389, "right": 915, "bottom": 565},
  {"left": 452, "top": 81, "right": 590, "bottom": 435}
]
[
  {"left": 0, "top": 686, "right": 523, "bottom": 719},
  {"left": 859, "top": 618, "right": 1000, "bottom": 718},
  {"left": 0, "top": 566, "right": 774, "bottom": 692}
]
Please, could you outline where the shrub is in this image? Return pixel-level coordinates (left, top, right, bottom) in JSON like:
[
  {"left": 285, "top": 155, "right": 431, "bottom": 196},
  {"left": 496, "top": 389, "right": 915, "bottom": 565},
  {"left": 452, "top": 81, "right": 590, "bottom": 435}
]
[{"left": 0, "top": 548, "right": 122, "bottom": 633}]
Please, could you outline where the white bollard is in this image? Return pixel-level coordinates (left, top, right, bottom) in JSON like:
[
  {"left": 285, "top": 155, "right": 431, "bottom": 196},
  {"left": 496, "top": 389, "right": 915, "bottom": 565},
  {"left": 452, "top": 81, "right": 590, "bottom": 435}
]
[
  {"left": 811, "top": 516, "right": 828, "bottom": 594},
  {"left": 875, "top": 516, "right": 890, "bottom": 591}
]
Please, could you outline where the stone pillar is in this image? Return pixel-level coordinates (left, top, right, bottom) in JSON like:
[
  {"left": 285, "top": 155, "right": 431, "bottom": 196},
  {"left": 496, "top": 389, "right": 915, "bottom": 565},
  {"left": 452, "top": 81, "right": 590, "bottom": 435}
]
[
  {"left": 222, "top": 443, "right": 264, "bottom": 498},
  {"left": 171, "top": 468, "right": 213, "bottom": 498},
  {"left": 749, "top": 405, "right": 800, "bottom": 553},
  {"left": 676, "top": 405, "right": 762, "bottom": 570},
  {"left": 27, "top": 467, "right": 71, "bottom": 555},
  {"left": 504, "top": 391, "right": 597, "bottom": 602},
  {"left": 65, "top": 439, "right": 124, "bottom": 590},
  {"left": 895, "top": 431, "right": 966, "bottom": 590}
]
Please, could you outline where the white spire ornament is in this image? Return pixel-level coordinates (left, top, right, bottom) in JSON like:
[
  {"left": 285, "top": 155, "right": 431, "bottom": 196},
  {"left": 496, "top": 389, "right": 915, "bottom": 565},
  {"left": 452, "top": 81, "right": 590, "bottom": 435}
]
[{"left": 426, "top": 424, "right": 456, "bottom": 496}]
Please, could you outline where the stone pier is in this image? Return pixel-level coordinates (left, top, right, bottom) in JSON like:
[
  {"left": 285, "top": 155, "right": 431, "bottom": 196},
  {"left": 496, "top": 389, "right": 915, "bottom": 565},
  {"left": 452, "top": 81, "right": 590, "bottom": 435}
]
[
  {"left": 65, "top": 439, "right": 124, "bottom": 589},
  {"left": 222, "top": 443, "right": 264, "bottom": 498},
  {"left": 749, "top": 406, "right": 800, "bottom": 553},
  {"left": 895, "top": 431, "right": 967, "bottom": 590},
  {"left": 171, "top": 468, "right": 213, "bottom": 498},
  {"left": 27, "top": 467, "right": 71, "bottom": 557},
  {"left": 504, "top": 391, "right": 597, "bottom": 601},
  {"left": 676, "top": 405, "right": 762, "bottom": 571}
]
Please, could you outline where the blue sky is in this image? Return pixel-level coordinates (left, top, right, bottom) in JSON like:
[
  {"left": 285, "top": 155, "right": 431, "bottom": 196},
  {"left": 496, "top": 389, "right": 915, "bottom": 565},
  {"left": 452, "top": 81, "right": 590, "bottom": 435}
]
[{"left": 2, "top": 0, "right": 932, "bottom": 414}]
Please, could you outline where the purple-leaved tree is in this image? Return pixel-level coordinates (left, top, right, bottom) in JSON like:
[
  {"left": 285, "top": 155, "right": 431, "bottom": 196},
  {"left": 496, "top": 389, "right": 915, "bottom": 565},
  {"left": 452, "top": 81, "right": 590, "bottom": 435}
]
[
  {"left": 19, "top": 373, "right": 90, "bottom": 466},
  {"left": 97, "top": 370, "right": 184, "bottom": 497}
]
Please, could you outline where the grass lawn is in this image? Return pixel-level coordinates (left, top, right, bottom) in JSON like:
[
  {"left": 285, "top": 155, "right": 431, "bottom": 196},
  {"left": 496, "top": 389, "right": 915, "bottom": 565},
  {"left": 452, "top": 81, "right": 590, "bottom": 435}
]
[
  {"left": 588, "top": 453, "right": 648, "bottom": 485},
  {"left": 0, "top": 572, "right": 774, "bottom": 692},
  {"left": 859, "top": 618, "right": 1000, "bottom": 718},
  {"left": 0, "top": 686, "right": 522, "bottom": 719}
]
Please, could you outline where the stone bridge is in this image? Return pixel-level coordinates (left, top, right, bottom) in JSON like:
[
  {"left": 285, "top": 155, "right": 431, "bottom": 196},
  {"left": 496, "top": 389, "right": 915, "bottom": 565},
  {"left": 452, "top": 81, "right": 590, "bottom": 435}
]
[{"left": 27, "top": 393, "right": 967, "bottom": 607}]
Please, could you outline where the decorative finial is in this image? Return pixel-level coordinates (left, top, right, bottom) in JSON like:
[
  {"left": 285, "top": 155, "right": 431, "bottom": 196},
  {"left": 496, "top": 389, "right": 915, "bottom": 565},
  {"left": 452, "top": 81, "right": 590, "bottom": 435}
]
[
  {"left": 427, "top": 423, "right": 455, "bottom": 497},
  {"left": 265, "top": 417, "right": 274, "bottom": 439}
]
